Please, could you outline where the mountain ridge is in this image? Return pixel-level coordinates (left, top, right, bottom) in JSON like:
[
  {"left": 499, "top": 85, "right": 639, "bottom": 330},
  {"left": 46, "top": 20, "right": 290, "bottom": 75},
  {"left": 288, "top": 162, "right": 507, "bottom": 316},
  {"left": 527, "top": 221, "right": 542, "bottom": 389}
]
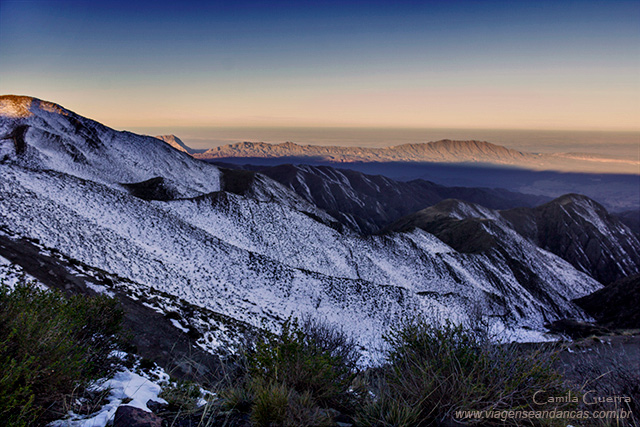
[
  {"left": 0, "top": 95, "right": 620, "bottom": 360},
  {"left": 386, "top": 196, "right": 640, "bottom": 285},
  {"left": 240, "top": 163, "right": 549, "bottom": 234},
  {"left": 195, "top": 139, "right": 537, "bottom": 165},
  {"left": 185, "top": 138, "right": 639, "bottom": 174}
]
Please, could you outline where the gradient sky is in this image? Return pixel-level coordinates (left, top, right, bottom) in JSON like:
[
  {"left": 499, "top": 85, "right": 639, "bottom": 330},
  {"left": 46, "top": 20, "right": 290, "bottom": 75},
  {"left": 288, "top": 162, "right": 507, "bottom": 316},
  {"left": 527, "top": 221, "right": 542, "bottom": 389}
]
[{"left": 1, "top": 0, "right": 639, "bottom": 130}]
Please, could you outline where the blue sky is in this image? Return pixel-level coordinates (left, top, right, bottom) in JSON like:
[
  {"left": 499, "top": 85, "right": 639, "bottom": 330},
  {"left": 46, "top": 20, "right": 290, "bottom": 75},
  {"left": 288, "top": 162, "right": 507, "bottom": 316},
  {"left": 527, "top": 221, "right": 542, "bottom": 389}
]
[{"left": 1, "top": 0, "right": 639, "bottom": 130}]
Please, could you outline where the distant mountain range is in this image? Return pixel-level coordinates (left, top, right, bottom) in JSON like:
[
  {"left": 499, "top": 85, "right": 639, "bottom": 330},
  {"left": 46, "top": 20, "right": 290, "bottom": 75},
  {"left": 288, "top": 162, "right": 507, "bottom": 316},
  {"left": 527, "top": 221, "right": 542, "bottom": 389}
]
[
  {"left": 159, "top": 136, "right": 640, "bottom": 212},
  {"left": 197, "top": 139, "right": 534, "bottom": 165},
  {"left": 1, "top": 95, "right": 638, "bottom": 368},
  {"left": 189, "top": 139, "right": 639, "bottom": 174}
]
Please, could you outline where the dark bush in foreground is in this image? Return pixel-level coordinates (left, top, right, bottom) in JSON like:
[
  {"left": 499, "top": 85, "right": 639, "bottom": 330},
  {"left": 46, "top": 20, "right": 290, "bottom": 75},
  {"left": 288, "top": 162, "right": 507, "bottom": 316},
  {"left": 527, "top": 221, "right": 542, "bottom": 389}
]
[
  {"left": 357, "top": 319, "right": 573, "bottom": 427},
  {"left": 248, "top": 317, "right": 359, "bottom": 407},
  {"left": 218, "top": 317, "right": 360, "bottom": 425},
  {"left": 0, "top": 281, "right": 124, "bottom": 426}
]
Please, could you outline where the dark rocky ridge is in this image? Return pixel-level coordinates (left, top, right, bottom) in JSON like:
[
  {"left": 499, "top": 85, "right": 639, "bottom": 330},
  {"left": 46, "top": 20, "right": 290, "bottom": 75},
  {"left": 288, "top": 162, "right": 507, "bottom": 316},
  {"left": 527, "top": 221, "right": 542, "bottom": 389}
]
[
  {"left": 502, "top": 194, "right": 640, "bottom": 285},
  {"left": 0, "top": 123, "right": 28, "bottom": 157},
  {"left": 385, "top": 195, "right": 640, "bottom": 285},
  {"left": 241, "top": 163, "right": 549, "bottom": 234}
]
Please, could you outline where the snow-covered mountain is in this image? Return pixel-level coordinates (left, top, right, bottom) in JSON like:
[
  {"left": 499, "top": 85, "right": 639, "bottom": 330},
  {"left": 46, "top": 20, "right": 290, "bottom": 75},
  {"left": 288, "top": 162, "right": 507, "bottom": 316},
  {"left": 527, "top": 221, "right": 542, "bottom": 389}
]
[
  {"left": 0, "top": 95, "right": 221, "bottom": 198},
  {"left": 387, "top": 197, "right": 640, "bottom": 285},
  {"left": 244, "top": 163, "right": 549, "bottom": 234},
  {"left": 0, "top": 95, "right": 607, "bottom": 361}
]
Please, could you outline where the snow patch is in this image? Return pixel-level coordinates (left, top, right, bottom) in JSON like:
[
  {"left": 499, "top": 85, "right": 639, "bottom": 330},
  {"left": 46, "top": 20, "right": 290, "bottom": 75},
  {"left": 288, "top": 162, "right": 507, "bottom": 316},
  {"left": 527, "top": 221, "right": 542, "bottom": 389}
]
[{"left": 48, "top": 369, "right": 167, "bottom": 427}]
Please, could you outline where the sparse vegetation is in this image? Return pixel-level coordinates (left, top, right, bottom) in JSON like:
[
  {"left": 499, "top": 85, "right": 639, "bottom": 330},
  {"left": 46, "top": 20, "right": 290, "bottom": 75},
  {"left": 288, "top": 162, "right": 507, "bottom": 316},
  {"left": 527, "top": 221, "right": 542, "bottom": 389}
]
[
  {"left": 247, "top": 317, "right": 359, "bottom": 407},
  {"left": 213, "top": 316, "right": 360, "bottom": 425},
  {"left": 0, "top": 280, "right": 125, "bottom": 426},
  {"left": 5, "top": 284, "right": 630, "bottom": 427},
  {"left": 159, "top": 379, "right": 202, "bottom": 413},
  {"left": 172, "top": 316, "right": 589, "bottom": 427},
  {"left": 357, "top": 318, "right": 574, "bottom": 427}
]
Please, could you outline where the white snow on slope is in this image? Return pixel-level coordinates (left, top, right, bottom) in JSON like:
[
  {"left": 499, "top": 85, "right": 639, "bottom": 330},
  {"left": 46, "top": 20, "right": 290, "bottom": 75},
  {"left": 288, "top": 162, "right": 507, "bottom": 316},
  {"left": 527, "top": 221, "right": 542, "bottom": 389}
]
[
  {"left": 48, "top": 368, "right": 168, "bottom": 427},
  {"left": 0, "top": 96, "right": 604, "bottom": 357},
  {"left": 0, "top": 163, "right": 599, "bottom": 351},
  {"left": 0, "top": 96, "right": 220, "bottom": 197}
]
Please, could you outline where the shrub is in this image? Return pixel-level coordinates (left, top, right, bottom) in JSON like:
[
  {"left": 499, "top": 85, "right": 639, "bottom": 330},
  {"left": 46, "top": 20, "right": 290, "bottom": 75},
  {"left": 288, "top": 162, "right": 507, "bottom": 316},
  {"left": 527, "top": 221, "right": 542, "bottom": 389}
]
[
  {"left": 250, "top": 381, "right": 289, "bottom": 426},
  {"left": 361, "top": 318, "right": 572, "bottom": 426},
  {"left": 159, "top": 379, "right": 202, "bottom": 413},
  {"left": 247, "top": 381, "right": 335, "bottom": 427},
  {"left": 285, "top": 389, "right": 334, "bottom": 427},
  {"left": 247, "top": 317, "right": 359, "bottom": 408},
  {"left": 355, "top": 394, "right": 421, "bottom": 427},
  {"left": 220, "top": 384, "right": 253, "bottom": 413},
  {"left": 0, "top": 280, "right": 124, "bottom": 426},
  {"left": 216, "top": 317, "right": 360, "bottom": 425}
]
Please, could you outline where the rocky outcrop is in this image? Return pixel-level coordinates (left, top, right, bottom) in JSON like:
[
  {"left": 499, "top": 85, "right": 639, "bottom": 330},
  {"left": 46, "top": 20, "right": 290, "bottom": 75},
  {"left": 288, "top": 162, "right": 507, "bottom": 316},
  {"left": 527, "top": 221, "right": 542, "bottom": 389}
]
[{"left": 113, "top": 406, "right": 162, "bottom": 427}]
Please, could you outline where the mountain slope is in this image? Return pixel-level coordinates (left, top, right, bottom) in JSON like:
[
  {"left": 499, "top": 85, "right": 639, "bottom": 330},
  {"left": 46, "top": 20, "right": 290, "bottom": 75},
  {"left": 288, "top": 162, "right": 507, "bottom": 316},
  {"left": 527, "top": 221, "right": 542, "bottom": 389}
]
[
  {"left": 0, "top": 95, "right": 605, "bottom": 357},
  {"left": 246, "top": 163, "right": 548, "bottom": 233},
  {"left": 0, "top": 95, "right": 221, "bottom": 198},
  {"left": 387, "top": 196, "right": 640, "bottom": 285},
  {"left": 502, "top": 194, "right": 640, "bottom": 284}
]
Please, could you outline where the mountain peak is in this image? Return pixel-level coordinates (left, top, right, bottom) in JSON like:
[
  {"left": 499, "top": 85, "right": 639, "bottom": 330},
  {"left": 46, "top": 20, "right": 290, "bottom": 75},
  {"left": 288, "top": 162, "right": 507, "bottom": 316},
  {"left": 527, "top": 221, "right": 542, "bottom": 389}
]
[
  {"left": 155, "top": 134, "right": 195, "bottom": 154},
  {"left": 544, "top": 193, "right": 610, "bottom": 216},
  {"left": 552, "top": 193, "right": 597, "bottom": 205},
  {"left": 435, "top": 139, "right": 502, "bottom": 148},
  {"left": 420, "top": 139, "right": 527, "bottom": 157},
  {"left": 0, "top": 95, "right": 70, "bottom": 119}
]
